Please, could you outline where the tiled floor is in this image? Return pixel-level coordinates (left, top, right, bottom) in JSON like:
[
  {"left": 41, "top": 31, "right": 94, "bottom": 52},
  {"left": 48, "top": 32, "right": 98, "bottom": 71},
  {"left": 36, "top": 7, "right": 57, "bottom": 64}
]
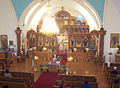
[{"left": 8, "top": 58, "right": 110, "bottom": 88}]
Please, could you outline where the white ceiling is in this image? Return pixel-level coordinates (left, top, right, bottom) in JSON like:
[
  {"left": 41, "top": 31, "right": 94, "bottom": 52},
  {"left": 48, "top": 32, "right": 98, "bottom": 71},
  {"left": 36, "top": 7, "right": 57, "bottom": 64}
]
[{"left": 19, "top": 0, "right": 101, "bottom": 32}]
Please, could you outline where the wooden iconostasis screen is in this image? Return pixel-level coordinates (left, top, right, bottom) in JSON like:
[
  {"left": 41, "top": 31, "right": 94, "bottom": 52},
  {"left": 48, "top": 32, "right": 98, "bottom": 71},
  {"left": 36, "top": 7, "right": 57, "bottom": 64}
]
[{"left": 27, "top": 10, "right": 100, "bottom": 53}]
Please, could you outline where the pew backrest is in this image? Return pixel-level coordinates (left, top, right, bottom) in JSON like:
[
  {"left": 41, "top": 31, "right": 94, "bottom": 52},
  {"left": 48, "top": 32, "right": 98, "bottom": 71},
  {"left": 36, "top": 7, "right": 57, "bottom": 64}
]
[
  {"left": 0, "top": 76, "right": 30, "bottom": 87},
  {"left": 0, "top": 81, "right": 27, "bottom": 88},
  {"left": 58, "top": 74, "right": 97, "bottom": 82}
]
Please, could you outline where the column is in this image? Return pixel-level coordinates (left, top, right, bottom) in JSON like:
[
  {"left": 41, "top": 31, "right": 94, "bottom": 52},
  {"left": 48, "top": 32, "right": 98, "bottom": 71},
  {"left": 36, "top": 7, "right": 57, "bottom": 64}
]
[
  {"left": 99, "top": 26, "right": 106, "bottom": 60},
  {"left": 15, "top": 26, "right": 22, "bottom": 56}
]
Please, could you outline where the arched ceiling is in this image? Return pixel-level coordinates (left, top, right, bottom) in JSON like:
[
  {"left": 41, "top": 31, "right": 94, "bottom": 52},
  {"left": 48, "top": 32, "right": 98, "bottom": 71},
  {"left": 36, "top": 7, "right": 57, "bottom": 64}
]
[
  {"left": 10, "top": 0, "right": 106, "bottom": 32},
  {"left": 11, "top": 0, "right": 105, "bottom": 22}
]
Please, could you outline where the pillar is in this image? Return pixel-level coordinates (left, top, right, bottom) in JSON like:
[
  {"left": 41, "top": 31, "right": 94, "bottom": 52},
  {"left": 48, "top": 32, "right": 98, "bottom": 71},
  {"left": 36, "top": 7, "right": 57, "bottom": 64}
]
[
  {"left": 15, "top": 26, "right": 22, "bottom": 56},
  {"left": 99, "top": 26, "right": 106, "bottom": 60}
]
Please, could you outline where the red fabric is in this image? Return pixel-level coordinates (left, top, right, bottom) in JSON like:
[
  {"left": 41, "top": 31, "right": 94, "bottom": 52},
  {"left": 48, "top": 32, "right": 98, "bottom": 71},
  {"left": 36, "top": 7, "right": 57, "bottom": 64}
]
[
  {"left": 56, "top": 54, "right": 67, "bottom": 65},
  {"left": 27, "top": 38, "right": 29, "bottom": 48},
  {"left": 32, "top": 72, "right": 58, "bottom": 88},
  {"left": 57, "top": 44, "right": 61, "bottom": 54}
]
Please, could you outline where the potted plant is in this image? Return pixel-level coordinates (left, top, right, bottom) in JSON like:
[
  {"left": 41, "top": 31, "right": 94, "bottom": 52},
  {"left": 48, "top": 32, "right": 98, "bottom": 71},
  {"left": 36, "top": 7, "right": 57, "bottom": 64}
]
[
  {"left": 59, "top": 67, "right": 64, "bottom": 73},
  {"left": 43, "top": 65, "right": 48, "bottom": 72}
]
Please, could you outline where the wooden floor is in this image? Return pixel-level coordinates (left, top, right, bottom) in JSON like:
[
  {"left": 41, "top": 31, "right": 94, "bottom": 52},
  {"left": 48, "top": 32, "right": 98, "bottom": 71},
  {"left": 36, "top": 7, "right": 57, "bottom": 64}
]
[{"left": 8, "top": 58, "right": 110, "bottom": 88}]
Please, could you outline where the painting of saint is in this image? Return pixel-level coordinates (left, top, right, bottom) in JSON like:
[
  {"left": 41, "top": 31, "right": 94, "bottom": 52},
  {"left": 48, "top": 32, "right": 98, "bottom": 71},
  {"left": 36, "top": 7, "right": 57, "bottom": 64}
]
[
  {"left": 78, "top": 28, "right": 81, "bottom": 33},
  {"left": 44, "top": 37, "right": 50, "bottom": 46},
  {"left": 76, "top": 35, "right": 82, "bottom": 47},
  {"left": 51, "top": 37, "right": 56, "bottom": 46},
  {"left": 71, "top": 19, "right": 75, "bottom": 25},
  {"left": 70, "top": 28, "right": 74, "bottom": 34},
  {"left": 30, "top": 33, "right": 35, "bottom": 43},
  {"left": 90, "top": 33, "right": 99, "bottom": 50},
  {"left": 110, "top": 33, "right": 119, "bottom": 48},
  {"left": 83, "top": 36, "right": 88, "bottom": 47},
  {"left": 38, "top": 36, "right": 43, "bottom": 46},
  {"left": 76, "top": 20, "right": 81, "bottom": 25},
  {"left": 0, "top": 35, "right": 8, "bottom": 49},
  {"left": 75, "top": 28, "right": 78, "bottom": 32},
  {"left": 70, "top": 36, "right": 75, "bottom": 46},
  {"left": 90, "top": 40, "right": 95, "bottom": 49}
]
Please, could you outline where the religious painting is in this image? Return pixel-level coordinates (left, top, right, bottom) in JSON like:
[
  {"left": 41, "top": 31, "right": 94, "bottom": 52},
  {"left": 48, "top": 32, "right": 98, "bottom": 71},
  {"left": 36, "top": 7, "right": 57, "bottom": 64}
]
[
  {"left": 78, "top": 28, "right": 81, "bottom": 33},
  {"left": 83, "top": 36, "right": 88, "bottom": 47},
  {"left": 44, "top": 37, "right": 50, "bottom": 46},
  {"left": 90, "top": 34, "right": 96, "bottom": 50},
  {"left": 82, "top": 20, "right": 87, "bottom": 25},
  {"left": 90, "top": 33, "right": 99, "bottom": 50},
  {"left": 51, "top": 36, "right": 56, "bottom": 46},
  {"left": 82, "top": 28, "right": 85, "bottom": 33},
  {"left": 29, "top": 32, "right": 36, "bottom": 48},
  {"left": 30, "top": 33, "right": 35, "bottom": 43},
  {"left": 57, "top": 12, "right": 68, "bottom": 19},
  {"left": 90, "top": 39, "right": 95, "bottom": 50},
  {"left": 86, "top": 28, "right": 89, "bottom": 33},
  {"left": 0, "top": 34, "right": 8, "bottom": 49},
  {"left": 76, "top": 20, "right": 81, "bottom": 25},
  {"left": 75, "top": 28, "right": 78, "bottom": 33},
  {"left": 110, "top": 33, "right": 119, "bottom": 48},
  {"left": 76, "top": 35, "right": 82, "bottom": 47},
  {"left": 71, "top": 19, "right": 75, "bottom": 25},
  {"left": 27, "top": 30, "right": 36, "bottom": 48},
  {"left": 70, "top": 28, "right": 74, "bottom": 34},
  {"left": 70, "top": 36, "right": 75, "bottom": 46},
  {"left": 38, "top": 36, "right": 44, "bottom": 46},
  {"left": 9, "top": 41, "right": 13, "bottom": 45}
]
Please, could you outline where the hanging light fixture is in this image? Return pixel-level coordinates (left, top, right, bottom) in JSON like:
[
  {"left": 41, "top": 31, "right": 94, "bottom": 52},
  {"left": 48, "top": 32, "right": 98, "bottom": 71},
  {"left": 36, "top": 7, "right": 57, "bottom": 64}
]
[{"left": 40, "top": 0, "right": 59, "bottom": 35}]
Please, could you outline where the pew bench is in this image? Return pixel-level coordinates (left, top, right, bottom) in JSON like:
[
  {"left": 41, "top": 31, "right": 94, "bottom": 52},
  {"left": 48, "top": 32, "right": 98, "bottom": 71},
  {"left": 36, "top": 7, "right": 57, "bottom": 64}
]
[
  {"left": 55, "top": 80, "right": 98, "bottom": 88},
  {"left": 0, "top": 76, "right": 31, "bottom": 87},
  {"left": 0, "top": 70, "right": 34, "bottom": 86},
  {"left": 11, "top": 71, "right": 34, "bottom": 85},
  {"left": 0, "top": 81, "right": 27, "bottom": 88},
  {"left": 58, "top": 74, "right": 97, "bottom": 82}
]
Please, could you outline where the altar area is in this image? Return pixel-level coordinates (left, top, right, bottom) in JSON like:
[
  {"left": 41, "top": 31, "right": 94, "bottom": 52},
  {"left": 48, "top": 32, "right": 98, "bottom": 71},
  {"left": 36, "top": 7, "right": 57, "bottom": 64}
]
[{"left": 26, "top": 8, "right": 106, "bottom": 73}]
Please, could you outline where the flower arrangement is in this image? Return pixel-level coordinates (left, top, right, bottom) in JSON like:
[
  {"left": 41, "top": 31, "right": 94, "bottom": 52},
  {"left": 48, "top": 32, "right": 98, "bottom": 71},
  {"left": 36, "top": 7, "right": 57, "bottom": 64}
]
[{"left": 43, "top": 66, "right": 48, "bottom": 72}]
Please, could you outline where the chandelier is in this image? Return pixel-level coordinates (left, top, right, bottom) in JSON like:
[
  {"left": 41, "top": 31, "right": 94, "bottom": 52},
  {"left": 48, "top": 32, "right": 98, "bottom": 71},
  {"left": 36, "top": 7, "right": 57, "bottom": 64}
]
[{"left": 40, "top": 0, "right": 59, "bottom": 35}]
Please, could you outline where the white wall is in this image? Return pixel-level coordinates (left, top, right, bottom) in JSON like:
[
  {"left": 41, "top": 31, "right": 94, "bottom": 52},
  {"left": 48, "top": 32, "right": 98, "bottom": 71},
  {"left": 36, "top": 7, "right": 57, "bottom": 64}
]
[
  {"left": 0, "top": 0, "right": 18, "bottom": 54},
  {"left": 103, "top": 0, "right": 120, "bottom": 62}
]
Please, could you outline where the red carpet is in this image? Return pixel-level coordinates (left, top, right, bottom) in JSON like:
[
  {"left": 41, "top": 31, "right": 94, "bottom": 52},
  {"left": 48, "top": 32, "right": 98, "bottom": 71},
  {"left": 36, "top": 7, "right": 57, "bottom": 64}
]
[
  {"left": 56, "top": 54, "right": 67, "bottom": 65},
  {"left": 56, "top": 44, "right": 67, "bottom": 65},
  {"left": 32, "top": 72, "right": 58, "bottom": 88}
]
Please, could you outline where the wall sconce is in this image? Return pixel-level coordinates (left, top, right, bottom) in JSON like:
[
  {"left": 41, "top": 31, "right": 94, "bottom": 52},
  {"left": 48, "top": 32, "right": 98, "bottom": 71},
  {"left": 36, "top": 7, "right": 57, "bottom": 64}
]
[
  {"left": 68, "top": 56, "right": 73, "bottom": 62},
  {"left": 74, "top": 48, "right": 77, "bottom": 52},
  {"left": 34, "top": 56, "right": 39, "bottom": 60},
  {"left": 33, "top": 47, "right": 36, "bottom": 50},
  {"left": 43, "top": 47, "right": 47, "bottom": 51},
  {"left": 67, "top": 56, "right": 73, "bottom": 74},
  {"left": 86, "top": 48, "right": 89, "bottom": 52},
  {"left": 85, "top": 48, "right": 89, "bottom": 62}
]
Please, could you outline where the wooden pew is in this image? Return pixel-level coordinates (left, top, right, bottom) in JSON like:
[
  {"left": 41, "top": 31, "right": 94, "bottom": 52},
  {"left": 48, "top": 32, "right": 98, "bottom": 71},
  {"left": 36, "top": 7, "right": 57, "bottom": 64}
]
[
  {"left": 0, "top": 70, "right": 34, "bottom": 86},
  {"left": 55, "top": 80, "right": 98, "bottom": 88},
  {"left": 0, "top": 76, "right": 30, "bottom": 87},
  {"left": 103, "top": 63, "right": 120, "bottom": 88},
  {"left": 10, "top": 71, "right": 34, "bottom": 85},
  {"left": 58, "top": 74, "right": 97, "bottom": 82},
  {"left": 104, "top": 63, "right": 120, "bottom": 73},
  {"left": 0, "top": 81, "right": 27, "bottom": 88}
]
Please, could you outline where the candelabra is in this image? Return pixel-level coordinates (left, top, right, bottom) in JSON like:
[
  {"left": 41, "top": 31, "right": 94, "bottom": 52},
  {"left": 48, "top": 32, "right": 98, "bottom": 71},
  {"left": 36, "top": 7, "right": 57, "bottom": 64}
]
[
  {"left": 68, "top": 56, "right": 73, "bottom": 74},
  {"left": 108, "top": 52, "right": 112, "bottom": 62}
]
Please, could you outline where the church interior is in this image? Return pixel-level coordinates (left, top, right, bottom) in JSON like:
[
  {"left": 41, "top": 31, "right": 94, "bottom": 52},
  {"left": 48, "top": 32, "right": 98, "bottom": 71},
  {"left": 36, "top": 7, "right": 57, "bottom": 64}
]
[{"left": 0, "top": 0, "right": 120, "bottom": 88}]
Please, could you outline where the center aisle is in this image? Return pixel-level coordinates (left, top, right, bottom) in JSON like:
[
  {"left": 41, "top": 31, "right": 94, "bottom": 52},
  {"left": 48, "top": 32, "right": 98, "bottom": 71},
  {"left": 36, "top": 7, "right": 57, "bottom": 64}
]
[{"left": 32, "top": 72, "right": 58, "bottom": 88}]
